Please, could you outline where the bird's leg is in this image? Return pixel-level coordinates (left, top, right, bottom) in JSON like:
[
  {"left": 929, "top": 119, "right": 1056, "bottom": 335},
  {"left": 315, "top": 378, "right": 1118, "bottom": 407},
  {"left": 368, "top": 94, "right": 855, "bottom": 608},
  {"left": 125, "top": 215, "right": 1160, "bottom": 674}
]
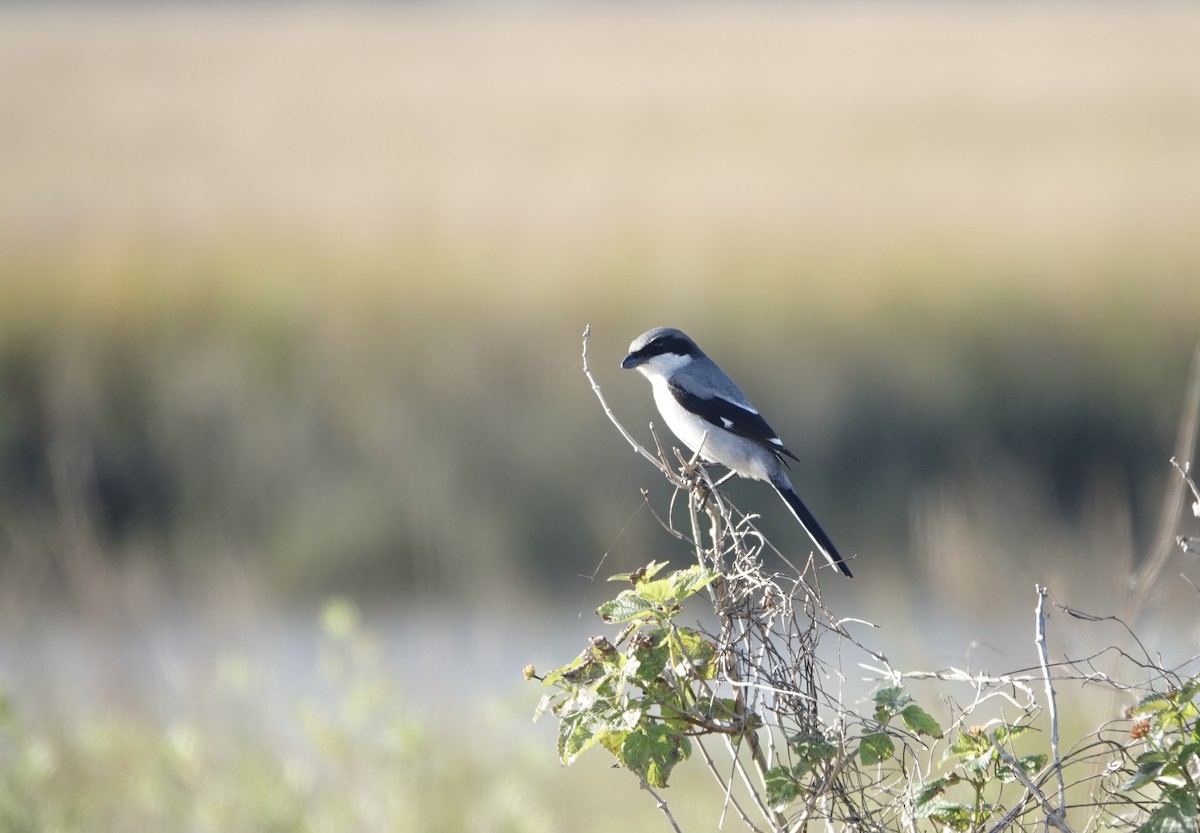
[
  {"left": 711, "top": 469, "right": 737, "bottom": 488},
  {"left": 649, "top": 424, "right": 689, "bottom": 489}
]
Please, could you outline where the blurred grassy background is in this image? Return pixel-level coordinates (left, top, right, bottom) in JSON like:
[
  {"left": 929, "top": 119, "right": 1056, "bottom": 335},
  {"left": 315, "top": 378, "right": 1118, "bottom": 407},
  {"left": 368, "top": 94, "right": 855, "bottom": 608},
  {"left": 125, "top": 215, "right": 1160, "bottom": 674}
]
[{"left": 1, "top": 3, "right": 1200, "bottom": 830}]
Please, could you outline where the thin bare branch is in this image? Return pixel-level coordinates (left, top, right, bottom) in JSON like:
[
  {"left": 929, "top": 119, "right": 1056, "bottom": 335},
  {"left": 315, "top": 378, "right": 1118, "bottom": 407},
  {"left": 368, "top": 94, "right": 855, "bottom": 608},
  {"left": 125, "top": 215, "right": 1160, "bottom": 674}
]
[
  {"left": 581, "top": 325, "right": 666, "bottom": 473},
  {"left": 1127, "top": 342, "right": 1200, "bottom": 618},
  {"left": 640, "top": 779, "right": 685, "bottom": 833},
  {"left": 1036, "top": 585, "right": 1068, "bottom": 818}
]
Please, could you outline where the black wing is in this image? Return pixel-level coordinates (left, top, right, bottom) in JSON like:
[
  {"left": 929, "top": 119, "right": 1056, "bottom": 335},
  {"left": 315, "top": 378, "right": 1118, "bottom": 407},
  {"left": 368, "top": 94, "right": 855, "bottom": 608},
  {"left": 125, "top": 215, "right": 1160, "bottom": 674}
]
[{"left": 669, "top": 382, "right": 799, "bottom": 463}]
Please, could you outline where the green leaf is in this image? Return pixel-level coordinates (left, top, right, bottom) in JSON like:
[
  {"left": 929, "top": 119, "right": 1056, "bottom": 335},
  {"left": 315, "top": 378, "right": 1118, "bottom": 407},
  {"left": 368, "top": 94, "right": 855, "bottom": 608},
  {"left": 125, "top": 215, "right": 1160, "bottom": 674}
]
[
  {"left": 946, "top": 730, "right": 994, "bottom": 772},
  {"left": 1179, "top": 676, "right": 1200, "bottom": 703},
  {"left": 765, "top": 765, "right": 801, "bottom": 811},
  {"left": 786, "top": 736, "right": 838, "bottom": 778},
  {"left": 1178, "top": 701, "right": 1200, "bottom": 724},
  {"left": 705, "top": 697, "right": 739, "bottom": 721},
  {"left": 990, "top": 723, "right": 1033, "bottom": 748},
  {"left": 620, "top": 724, "right": 692, "bottom": 788},
  {"left": 947, "top": 731, "right": 987, "bottom": 757},
  {"left": 1139, "top": 788, "right": 1198, "bottom": 833},
  {"left": 1175, "top": 741, "right": 1200, "bottom": 769},
  {"left": 631, "top": 631, "right": 671, "bottom": 684},
  {"left": 597, "top": 592, "right": 660, "bottom": 624},
  {"left": 633, "top": 577, "right": 680, "bottom": 605},
  {"left": 873, "top": 685, "right": 911, "bottom": 719},
  {"left": 791, "top": 735, "right": 838, "bottom": 764},
  {"left": 1133, "top": 691, "right": 1175, "bottom": 717},
  {"left": 901, "top": 704, "right": 944, "bottom": 739},
  {"left": 533, "top": 693, "right": 556, "bottom": 721},
  {"left": 668, "top": 564, "right": 718, "bottom": 601},
  {"left": 608, "top": 560, "right": 670, "bottom": 584},
  {"left": 672, "top": 628, "right": 718, "bottom": 679},
  {"left": 599, "top": 729, "right": 629, "bottom": 758},
  {"left": 859, "top": 731, "right": 895, "bottom": 765},
  {"left": 542, "top": 646, "right": 609, "bottom": 689},
  {"left": 913, "top": 777, "right": 952, "bottom": 809},
  {"left": 559, "top": 710, "right": 603, "bottom": 765},
  {"left": 997, "top": 754, "right": 1047, "bottom": 783},
  {"left": 1124, "top": 751, "right": 1169, "bottom": 791},
  {"left": 920, "top": 801, "right": 975, "bottom": 831}
]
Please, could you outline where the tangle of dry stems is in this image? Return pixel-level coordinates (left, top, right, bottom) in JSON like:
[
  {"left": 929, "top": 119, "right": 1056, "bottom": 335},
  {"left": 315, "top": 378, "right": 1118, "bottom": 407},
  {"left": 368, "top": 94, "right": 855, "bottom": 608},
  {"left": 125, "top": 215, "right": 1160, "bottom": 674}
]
[{"left": 580, "top": 326, "right": 1200, "bottom": 833}]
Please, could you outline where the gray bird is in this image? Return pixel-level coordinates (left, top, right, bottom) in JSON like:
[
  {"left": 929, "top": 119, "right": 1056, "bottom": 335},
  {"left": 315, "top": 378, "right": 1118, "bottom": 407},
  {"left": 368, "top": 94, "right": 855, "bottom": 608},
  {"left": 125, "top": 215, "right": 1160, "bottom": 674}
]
[{"left": 621, "top": 327, "right": 852, "bottom": 577}]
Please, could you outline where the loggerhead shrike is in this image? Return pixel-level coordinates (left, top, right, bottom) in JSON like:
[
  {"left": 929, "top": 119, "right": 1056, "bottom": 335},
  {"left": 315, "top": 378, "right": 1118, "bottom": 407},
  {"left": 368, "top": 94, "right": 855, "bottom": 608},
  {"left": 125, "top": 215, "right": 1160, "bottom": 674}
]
[{"left": 621, "top": 327, "right": 852, "bottom": 577}]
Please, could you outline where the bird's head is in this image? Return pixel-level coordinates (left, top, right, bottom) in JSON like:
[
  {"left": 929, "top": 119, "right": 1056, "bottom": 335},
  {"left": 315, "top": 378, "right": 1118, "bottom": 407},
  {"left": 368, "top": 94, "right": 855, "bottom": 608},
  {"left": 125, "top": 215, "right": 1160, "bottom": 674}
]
[{"left": 620, "top": 327, "right": 702, "bottom": 378}]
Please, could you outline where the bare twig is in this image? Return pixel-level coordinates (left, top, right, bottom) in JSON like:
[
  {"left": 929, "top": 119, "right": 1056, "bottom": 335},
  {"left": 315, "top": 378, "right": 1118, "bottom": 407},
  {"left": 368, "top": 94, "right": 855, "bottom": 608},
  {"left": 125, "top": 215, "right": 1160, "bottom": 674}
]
[
  {"left": 581, "top": 325, "right": 666, "bottom": 473},
  {"left": 1127, "top": 342, "right": 1200, "bottom": 619},
  {"left": 989, "top": 736, "right": 1073, "bottom": 833},
  {"left": 1172, "top": 457, "right": 1200, "bottom": 512},
  {"left": 640, "top": 779, "right": 685, "bottom": 833},
  {"left": 1171, "top": 457, "right": 1200, "bottom": 555},
  {"left": 1035, "top": 585, "right": 1067, "bottom": 819}
]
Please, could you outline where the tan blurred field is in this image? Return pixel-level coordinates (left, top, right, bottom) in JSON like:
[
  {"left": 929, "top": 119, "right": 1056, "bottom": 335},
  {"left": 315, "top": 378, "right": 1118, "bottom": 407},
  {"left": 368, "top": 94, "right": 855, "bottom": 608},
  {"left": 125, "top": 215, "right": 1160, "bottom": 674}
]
[
  {"left": 1, "top": 5, "right": 1200, "bottom": 831},
  {"left": 3, "top": 3, "right": 1199, "bottom": 317}
]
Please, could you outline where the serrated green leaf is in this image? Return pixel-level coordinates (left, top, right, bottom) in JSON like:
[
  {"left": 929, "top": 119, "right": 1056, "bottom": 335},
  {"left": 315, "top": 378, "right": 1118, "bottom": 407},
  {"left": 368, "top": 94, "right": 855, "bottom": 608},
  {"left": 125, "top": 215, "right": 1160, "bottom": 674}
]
[
  {"left": 859, "top": 731, "right": 895, "bottom": 765},
  {"left": 991, "top": 723, "right": 1032, "bottom": 745},
  {"left": 533, "top": 692, "right": 557, "bottom": 721},
  {"left": 541, "top": 647, "right": 597, "bottom": 688},
  {"left": 873, "top": 685, "right": 911, "bottom": 715},
  {"left": 1133, "top": 691, "right": 1175, "bottom": 716},
  {"left": 620, "top": 724, "right": 691, "bottom": 788},
  {"left": 668, "top": 564, "right": 718, "bottom": 601},
  {"left": 790, "top": 740, "right": 835, "bottom": 778},
  {"left": 1020, "top": 753, "right": 1047, "bottom": 774},
  {"left": 792, "top": 735, "right": 838, "bottom": 763},
  {"left": 901, "top": 704, "right": 944, "bottom": 738},
  {"left": 559, "top": 711, "right": 604, "bottom": 765},
  {"left": 705, "top": 697, "right": 739, "bottom": 720},
  {"left": 632, "top": 633, "right": 671, "bottom": 684},
  {"left": 946, "top": 731, "right": 995, "bottom": 773},
  {"left": 997, "top": 754, "right": 1047, "bottom": 783},
  {"left": 920, "top": 800, "right": 975, "bottom": 831},
  {"left": 672, "top": 627, "right": 718, "bottom": 679},
  {"left": 1139, "top": 788, "right": 1198, "bottom": 833},
  {"left": 1175, "top": 742, "right": 1200, "bottom": 768},
  {"left": 597, "top": 592, "right": 659, "bottom": 623},
  {"left": 608, "top": 560, "right": 670, "bottom": 584},
  {"left": 1178, "top": 701, "right": 1200, "bottom": 723},
  {"left": 765, "top": 765, "right": 801, "bottom": 811},
  {"left": 913, "top": 777, "right": 952, "bottom": 809},
  {"left": 599, "top": 729, "right": 629, "bottom": 758},
  {"left": 633, "top": 576, "right": 679, "bottom": 605},
  {"left": 946, "top": 733, "right": 979, "bottom": 756},
  {"left": 1123, "top": 753, "right": 1167, "bottom": 791},
  {"left": 1179, "top": 676, "right": 1200, "bottom": 704},
  {"left": 947, "top": 730, "right": 990, "bottom": 759}
]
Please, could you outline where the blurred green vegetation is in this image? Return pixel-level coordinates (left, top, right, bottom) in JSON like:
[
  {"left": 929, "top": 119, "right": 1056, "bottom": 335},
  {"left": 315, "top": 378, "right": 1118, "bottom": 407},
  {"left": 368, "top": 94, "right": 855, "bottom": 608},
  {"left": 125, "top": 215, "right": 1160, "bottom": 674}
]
[
  {"left": 0, "top": 598, "right": 731, "bottom": 833},
  {"left": 1, "top": 239, "right": 1195, "bottom": 605}
]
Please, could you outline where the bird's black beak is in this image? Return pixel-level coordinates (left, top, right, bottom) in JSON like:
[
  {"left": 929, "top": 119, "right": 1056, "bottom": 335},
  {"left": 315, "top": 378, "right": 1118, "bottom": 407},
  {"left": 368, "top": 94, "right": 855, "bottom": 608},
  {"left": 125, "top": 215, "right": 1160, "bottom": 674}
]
[{"left": 620, "top": 353, "right": 643, "bottom": 370}]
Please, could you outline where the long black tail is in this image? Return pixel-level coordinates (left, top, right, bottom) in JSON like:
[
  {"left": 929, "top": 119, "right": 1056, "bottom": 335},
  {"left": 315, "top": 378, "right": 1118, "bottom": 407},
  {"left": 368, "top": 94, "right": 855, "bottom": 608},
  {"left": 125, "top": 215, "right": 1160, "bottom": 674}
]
[{"left": 770, "top": 476, "right": 853, "bottom": 578}]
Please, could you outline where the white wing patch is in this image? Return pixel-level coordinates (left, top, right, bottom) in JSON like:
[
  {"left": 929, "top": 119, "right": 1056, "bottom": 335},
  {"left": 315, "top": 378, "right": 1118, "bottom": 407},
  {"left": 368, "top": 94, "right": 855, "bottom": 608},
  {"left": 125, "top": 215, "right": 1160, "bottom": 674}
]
[{"left": 720, "top": 417, "right": 735, "bottom": 429}]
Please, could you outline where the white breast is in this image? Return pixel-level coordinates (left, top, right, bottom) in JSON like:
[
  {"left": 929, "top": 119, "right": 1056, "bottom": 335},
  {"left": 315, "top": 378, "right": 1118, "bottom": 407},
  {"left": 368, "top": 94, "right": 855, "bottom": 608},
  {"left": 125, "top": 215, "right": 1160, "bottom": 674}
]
[{"left": 648, "top": 376, "right": 777, "bottom": 482}]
